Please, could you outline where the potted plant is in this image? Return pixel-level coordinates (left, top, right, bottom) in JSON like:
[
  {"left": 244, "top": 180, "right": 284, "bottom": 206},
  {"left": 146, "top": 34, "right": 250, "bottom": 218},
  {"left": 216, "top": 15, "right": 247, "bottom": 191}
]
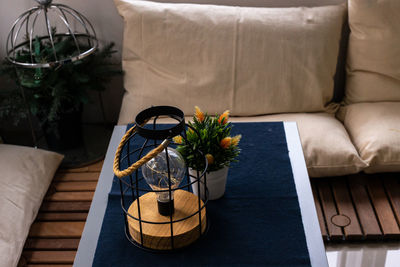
[
  {"left": 0, "top": 33, "right": 122, "bottom": 150},
  {"left": 174, "top": 106, "right": 241, "bottom": 200}
]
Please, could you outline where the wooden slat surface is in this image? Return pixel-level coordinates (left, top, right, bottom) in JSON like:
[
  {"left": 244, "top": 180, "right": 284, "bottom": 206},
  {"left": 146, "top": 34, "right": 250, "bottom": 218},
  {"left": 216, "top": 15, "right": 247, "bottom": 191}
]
[
  {"left": 45, "top": 191, "right": 94, "bottom": 202},
  {"left": 312, "top": 174, "right": 400, "bottom": 242},
  {"left": 367, "top": 177, "right": 400, "bottom": 238},
  {"left": 54, "top": 181, "right": 97, "bottom": 191},
  {"left": 25, "top": 238, "right": 80, "bottom": 250},
  {"left": 40, "top": 201, "right": 92, "bottom": 212},
  {"left": 317, "top": 180, "right": 343, "bottom": 240},
  {"left": 29, "top": 222, "right": 85, "bottom": 238},
  {"left": 36, "top": 212, "right": 88, "bottom": 221},
  {"left": 312, "top": 184, "right": 328, "bottom": 240},
  {"left": 55, "top": 172, "right": 100, "bottom": 182},
  {"left": 331, "top": 179, "right": 363, "bottom": 240},
  {"left": 22, "top": 251, "right": 76, "bottom": 264},
  {"left": 348, "top": 176, "right": 382, "bottom": 239},
  {"left": 384, "top": 177, "right": 400, "bottom": 226},
  {"left": 59, "top": 160, "right": 103, "bottom": 173}
]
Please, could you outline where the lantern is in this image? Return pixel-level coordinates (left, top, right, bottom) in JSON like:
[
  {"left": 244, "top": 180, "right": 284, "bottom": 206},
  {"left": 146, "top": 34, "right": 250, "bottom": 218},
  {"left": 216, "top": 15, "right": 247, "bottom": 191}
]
[
  {"left": 5, "top": 0, "right": 98, "bottom": 146},
  {"left": 113, "top": 106, "right": 209, "bottom": 251},
  {"left": 6, "top": 0, "right": 97, "bottom": 69}
]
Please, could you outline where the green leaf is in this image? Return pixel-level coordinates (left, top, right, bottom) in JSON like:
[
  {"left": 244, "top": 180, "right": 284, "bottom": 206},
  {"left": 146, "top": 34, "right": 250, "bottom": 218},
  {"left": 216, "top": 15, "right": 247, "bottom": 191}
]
[
  {"left": 0, "top": 33, "right": 122, "bottom": 125},
  {"left": 34, "top": 37, "right": 41, "bottom": 56}
]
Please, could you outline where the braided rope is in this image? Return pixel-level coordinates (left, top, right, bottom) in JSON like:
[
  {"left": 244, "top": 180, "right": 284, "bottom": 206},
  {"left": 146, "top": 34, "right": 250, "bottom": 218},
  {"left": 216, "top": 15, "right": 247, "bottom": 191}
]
[{"left": 113, "top": 123, "right": 170, "bottom": 178}]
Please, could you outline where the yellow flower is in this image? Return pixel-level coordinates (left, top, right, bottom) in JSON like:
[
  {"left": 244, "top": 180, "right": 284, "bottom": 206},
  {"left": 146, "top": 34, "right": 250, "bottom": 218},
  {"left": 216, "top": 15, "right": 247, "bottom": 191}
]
[
  {"left": 205, "top": 154, "right": 214, "bottom": 165},
  {"left": 173, "top": 135, "right": 183, "bottom": 144},
  {"left": 218, "top": 110, "right": 230, "bottom": 125},
  {"left": 220, "top": 137, "right": 232, "bottom": 149},
  {"left": 231, "top": 135, "right": 242, "bottom": 146},
  {"left": 194, "top": 106, "right": 205, "bottom": 122}
]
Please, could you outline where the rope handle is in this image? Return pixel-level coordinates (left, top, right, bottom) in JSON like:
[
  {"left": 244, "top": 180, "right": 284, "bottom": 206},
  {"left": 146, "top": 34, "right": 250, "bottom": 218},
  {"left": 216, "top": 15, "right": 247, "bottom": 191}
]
[{"left": 113, "top": 123, "right": 171, "bottom": 178}]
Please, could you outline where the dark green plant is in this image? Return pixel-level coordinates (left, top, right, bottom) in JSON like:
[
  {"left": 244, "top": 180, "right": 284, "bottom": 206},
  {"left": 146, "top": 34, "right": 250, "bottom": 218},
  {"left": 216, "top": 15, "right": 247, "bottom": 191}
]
[
  {"left": 0, "top": 33, "right": 122, "bottom": 128},
  {"left": 175, "top": 106, "right": 241, "bottom": 172},
  {"left": 0, "top": 87, "right": 28, "bottom": 125}
]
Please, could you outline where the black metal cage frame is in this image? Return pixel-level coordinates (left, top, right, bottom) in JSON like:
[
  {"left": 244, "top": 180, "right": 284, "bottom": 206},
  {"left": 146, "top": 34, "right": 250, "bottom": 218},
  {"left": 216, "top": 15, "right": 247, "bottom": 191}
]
[{"left": 116, "top": 106, "right": 209, "bottom": 252}]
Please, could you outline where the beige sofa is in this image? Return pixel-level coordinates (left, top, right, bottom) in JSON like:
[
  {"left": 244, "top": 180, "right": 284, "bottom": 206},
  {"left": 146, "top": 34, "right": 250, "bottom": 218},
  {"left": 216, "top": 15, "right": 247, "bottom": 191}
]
[
  {"left": 114, "top": 0, "right": 400, "bottom": 178},
  {"left": 2, "top": 1, "right": 399, "bottom": 266}
]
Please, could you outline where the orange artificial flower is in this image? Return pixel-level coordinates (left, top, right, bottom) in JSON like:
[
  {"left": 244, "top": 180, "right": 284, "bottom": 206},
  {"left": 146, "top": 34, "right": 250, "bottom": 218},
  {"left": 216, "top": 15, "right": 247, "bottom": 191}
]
[
  {"left": 205, "top": 154, "right": 214, "bottom": 165},
  {"left": 194, "top": 106, "right": 205, "bottom": 122},
  {"left": 173, "top": 135, "right": 183, "bottom": 144},
  {"left": 220, "top": 137, "right": 232, "bottom": 149},
  {"left": 218, "top": 110, "right": 230, "bottom": 125},
  {"left": 231, "top": 135, "right": 242, "bottom": 146}
]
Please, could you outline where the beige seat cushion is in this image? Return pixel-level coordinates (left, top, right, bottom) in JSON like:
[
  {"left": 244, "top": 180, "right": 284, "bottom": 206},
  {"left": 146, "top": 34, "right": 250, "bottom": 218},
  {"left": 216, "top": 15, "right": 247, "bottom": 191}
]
[
  {"left": 339, "top": 102, "right": 400, "bottom": 173},
  {"left": 0, "top": 145, "right": 63, "bottom": 267},
  {"left": 345, "top": 0, "right": 400, "bottom": 104},
  {"left": 157, "top": 113, "right": 366, "bottom": 177},
  {"left": 249, "top": 113, "right": 367, "bottom": 177},
  {"left": 115, "top": 0, "right": 346, "bottom": 124}
]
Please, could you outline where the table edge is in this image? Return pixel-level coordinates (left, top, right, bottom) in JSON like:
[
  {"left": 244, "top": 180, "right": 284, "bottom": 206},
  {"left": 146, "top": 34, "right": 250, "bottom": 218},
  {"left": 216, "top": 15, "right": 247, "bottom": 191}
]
[
  {"left": 284, "top": 122, "right": 328, "bottom": 267},
  {"left": 74, "top": 122, "right": 328, "bottom": 267},
  {"left": 73, "top": 125, "right": 126, "bottom": 267}
]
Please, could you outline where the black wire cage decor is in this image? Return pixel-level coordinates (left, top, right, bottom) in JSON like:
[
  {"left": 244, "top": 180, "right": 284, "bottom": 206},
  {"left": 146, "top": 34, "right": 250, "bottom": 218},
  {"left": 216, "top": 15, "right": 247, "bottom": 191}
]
[{"left": 113, "top": 106, "right": 209, "bottom": 251}]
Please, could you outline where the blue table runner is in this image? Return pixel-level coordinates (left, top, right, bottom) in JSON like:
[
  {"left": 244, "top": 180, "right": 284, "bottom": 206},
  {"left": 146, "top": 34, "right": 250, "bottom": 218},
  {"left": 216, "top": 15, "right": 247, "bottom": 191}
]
[{"left": 93, "top": 122, "right": 311, "bottom": 266}]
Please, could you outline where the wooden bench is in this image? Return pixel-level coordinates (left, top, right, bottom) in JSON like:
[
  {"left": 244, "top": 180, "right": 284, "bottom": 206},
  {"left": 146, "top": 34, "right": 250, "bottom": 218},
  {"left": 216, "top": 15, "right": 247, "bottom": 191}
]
[
  {"left": 312, "top": 173, "right": 400, "bottom": 241},
  {"left": 18, "top": 161, "right": 103, "bottom": 266}
]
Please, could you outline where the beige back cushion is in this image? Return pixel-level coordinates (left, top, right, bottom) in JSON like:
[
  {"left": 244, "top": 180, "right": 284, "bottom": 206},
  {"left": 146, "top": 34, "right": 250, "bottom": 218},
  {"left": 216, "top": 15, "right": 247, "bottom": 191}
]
[
  {"left": 115, "top": 0, "right": 346, "bottom": 124},
  {"left": 0, "top": 145, "right": 63, "bottom": 267},
  {"left": 345, "top": 0, "right": 400, "bottom": 104}
]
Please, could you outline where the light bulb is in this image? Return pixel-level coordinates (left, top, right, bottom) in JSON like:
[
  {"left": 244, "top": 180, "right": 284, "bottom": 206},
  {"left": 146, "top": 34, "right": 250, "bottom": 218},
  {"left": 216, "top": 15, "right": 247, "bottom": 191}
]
[{"left": 141, "top": 147, "right": 186, "bottom": 215}]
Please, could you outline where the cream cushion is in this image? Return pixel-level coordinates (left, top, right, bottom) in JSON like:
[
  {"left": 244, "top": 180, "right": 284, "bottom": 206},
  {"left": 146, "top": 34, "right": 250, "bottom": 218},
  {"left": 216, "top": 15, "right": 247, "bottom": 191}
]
[
  {"left": 157, "top": 113, "right": 367, "bottom": 177},
  {"left": 247, "top": 113, "right": 367, "bottom": 177},
  {"left": 339, "top": 102, "right": 400, "bottom": 173},
  {"left": 345, "top": 0, "right": 400, "bottom": 104},
  {"left": 0, "top": 145, "right": 63, "bottom": 267},
  {"left": 115, "top": 0, "right": 346, "bottom": 124}
]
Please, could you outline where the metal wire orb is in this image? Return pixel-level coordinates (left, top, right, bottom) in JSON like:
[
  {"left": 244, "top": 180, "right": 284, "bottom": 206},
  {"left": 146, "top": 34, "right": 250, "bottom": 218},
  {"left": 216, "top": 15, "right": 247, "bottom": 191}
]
[{"left": 6, "top": 0, "right": 98, "bottom": 68}]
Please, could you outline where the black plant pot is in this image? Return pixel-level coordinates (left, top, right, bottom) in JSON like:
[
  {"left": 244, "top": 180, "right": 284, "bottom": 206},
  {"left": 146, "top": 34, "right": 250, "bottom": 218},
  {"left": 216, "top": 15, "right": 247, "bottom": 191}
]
[{"left": 44, "top": 109, "right": 83, "bottom": 151}]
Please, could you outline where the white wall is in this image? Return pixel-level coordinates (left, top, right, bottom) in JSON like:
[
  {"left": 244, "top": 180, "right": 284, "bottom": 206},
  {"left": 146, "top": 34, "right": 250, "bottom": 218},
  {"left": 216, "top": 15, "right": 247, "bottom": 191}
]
[{"left": 0, "top": 0, "right": 345, "bottom": 123}]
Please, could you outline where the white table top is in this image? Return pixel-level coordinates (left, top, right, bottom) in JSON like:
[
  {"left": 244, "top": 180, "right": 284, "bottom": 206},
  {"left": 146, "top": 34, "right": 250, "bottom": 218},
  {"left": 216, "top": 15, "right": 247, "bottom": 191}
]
[{"left": 74, "top": 122, "right": 328, "bottom": 267}]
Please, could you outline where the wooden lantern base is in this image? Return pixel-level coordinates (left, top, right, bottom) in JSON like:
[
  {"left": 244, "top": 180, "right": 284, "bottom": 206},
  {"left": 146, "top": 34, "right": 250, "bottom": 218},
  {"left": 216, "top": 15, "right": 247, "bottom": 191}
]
[{"left": 127, "top": 190, "right": 206, "bottom": 250}]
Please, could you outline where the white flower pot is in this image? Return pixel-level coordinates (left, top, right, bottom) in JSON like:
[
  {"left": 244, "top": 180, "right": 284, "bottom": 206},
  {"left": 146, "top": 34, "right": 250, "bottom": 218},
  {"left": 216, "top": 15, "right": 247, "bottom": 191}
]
[{"left": 189, "top": 167, "right": 229, "bottom": 200}]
